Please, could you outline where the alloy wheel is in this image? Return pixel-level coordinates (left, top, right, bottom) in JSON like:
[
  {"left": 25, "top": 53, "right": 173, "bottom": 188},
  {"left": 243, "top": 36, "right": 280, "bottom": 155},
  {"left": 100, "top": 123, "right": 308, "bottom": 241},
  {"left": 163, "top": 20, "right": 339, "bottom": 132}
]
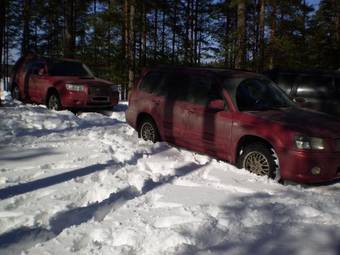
[
  {"left": 141, "top": 122, "right": 156, "bottom": 142},
  {"left": 243, "top": 151, "right": 270, "bottom": 176},
  {"left": 48, "top": 95, "right": 59, "bottom": 110}
]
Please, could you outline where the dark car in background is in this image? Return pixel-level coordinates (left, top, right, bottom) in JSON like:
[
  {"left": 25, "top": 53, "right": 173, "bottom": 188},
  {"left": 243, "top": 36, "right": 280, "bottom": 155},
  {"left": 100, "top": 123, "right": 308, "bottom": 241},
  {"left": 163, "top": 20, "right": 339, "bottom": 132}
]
[
  {"left": 126, "top": 67, "right": 340, "bottom": 184},
  {"left": 264, "top": 69, "right": 340, "bottom": 117},
  {"left": 10, "top": 53, "right": 119, "bottom": 111}
]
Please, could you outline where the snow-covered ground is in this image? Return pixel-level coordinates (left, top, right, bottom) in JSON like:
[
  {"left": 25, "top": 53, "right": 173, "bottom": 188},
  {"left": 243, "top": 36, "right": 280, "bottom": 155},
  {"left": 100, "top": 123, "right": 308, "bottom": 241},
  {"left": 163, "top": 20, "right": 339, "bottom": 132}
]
[{"left": 1, "top": 97, "right": 340, "bottom": 255}]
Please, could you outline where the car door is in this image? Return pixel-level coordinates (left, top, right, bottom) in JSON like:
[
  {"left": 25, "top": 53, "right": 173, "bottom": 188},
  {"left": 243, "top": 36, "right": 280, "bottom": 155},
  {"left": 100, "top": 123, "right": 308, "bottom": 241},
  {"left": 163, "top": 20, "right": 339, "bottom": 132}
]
[
  {"left": 159, "top": 71, "right": 191, "bottom": 146},
  {"left": 185, "top": 73, "right": 233, "bottom": 159},
  {"left": 29, "top": 62, "right": 47, "bottom": 103}
]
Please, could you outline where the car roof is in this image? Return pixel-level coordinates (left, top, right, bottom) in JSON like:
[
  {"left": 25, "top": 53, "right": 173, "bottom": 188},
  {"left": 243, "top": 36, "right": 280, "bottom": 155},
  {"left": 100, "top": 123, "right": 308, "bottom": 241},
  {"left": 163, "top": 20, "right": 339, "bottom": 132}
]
[
  {"left": 147, "top": 66, "right": 265, "bottom": 79},
  {"left": 264, "top": 68, "right": 340, "bottom": 77}
]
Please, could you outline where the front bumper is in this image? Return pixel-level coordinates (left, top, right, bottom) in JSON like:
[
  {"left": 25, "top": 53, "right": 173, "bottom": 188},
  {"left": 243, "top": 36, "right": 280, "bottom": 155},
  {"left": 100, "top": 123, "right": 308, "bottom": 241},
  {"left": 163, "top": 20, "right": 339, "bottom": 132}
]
[
  {"left": 61, "top": 90, "right": 119, "bottom": 109},
  {"left": 280, "top": 149, "right": 340, "bottom": 183}
]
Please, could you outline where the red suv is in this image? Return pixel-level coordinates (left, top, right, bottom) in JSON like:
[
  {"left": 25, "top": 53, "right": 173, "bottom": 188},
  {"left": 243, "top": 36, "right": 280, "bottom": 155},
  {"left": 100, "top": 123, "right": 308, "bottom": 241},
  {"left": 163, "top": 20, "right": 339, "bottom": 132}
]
[
  {"left": 10, "top": 54, "right": 119, "bottom": 110},
  {"left": 126, "top": 67, "right": 340, "bottom": 184}
]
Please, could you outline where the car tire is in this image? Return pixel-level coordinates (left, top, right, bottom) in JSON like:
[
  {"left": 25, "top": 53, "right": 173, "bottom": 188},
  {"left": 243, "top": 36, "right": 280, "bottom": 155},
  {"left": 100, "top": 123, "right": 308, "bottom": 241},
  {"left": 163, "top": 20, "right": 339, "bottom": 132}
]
[
  {"left": 138, "top": 117, "right": 160, "bottom": 143},
  {"left": 237, "top": 143, "right": 279, "bottom": 179},
  {"left": 47, "top": 93, "right": 62, "bottom": 111},
  {"left": 11, "top": 84, "right": 21, "bottom": 101}
]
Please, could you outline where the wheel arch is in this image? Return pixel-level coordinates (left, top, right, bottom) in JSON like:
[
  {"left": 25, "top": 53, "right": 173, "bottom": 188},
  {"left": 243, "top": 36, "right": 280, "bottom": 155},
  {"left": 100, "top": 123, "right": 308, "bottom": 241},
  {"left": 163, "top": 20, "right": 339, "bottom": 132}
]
[
  {"left": 235, "top": 135, "right": 276, "bottom": 163},
  {"left": 45, "top": 87, "right": 59, "bottom": 105}
]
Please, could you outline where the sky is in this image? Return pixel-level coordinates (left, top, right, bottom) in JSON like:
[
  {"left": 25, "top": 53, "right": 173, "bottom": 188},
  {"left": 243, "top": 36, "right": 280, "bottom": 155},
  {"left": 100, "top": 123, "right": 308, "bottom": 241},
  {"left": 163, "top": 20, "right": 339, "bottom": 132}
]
[{"left": 308, "top": 0, "right": 320, "bottom": 7}]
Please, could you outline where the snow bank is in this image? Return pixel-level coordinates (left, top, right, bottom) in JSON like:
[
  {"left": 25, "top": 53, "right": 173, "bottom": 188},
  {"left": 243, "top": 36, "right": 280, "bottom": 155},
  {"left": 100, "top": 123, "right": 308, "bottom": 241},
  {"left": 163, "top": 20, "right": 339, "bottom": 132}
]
[{"left": 0, "top": 102, "right": 340, "bottom": 255}]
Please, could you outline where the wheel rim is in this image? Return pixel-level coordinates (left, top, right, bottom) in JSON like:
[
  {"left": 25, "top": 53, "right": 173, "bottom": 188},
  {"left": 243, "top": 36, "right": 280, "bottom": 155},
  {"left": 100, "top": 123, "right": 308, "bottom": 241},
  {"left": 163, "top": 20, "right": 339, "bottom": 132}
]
[
  {"left": 141, "top": 122, "right": 155, "bottom": 141},
  {"left": 243, "top": 151, "right": 270, "bottom": 176},
  {"left": 48, "top": 95, "right": 59, "bottom": 110}
]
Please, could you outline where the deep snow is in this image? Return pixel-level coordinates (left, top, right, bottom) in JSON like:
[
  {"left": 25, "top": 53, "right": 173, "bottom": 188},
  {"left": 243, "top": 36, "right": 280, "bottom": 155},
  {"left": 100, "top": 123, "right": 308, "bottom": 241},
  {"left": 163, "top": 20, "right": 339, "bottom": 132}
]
[{"left": 0, "top": 95, "right": 340, "bottom": 254}]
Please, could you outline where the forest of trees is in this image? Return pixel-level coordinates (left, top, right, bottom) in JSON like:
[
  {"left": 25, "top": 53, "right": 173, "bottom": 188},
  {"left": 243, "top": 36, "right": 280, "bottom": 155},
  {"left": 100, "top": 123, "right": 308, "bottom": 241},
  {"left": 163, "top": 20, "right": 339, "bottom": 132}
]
[{"left": 1, "top": 0, "right": 340, "bottom": 94}]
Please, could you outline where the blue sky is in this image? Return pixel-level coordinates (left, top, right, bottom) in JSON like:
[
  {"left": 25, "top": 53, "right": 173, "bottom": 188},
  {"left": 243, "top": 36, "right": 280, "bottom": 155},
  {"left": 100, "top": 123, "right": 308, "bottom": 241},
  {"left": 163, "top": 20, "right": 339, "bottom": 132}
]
[{"left": 308, "top": 0, "right": 320, "bottom": 7}]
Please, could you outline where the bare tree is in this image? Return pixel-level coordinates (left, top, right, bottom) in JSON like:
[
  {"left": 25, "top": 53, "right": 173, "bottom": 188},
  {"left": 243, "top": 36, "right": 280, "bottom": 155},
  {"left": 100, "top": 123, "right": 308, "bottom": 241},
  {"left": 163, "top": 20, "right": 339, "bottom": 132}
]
[
  {"left": 235, "top": 0, "right": 246, "bottom": 69},
  {"left": 268, "top": 0, "right": 276, "bottom": 69},
  {"left": 0, "top": 0, "right": 6, "bottom": 79},
  {"left": 63, "top": 0, "right": 75, "bottom": 57},
  {"left": 22, "top": 0, "right": 32, "bottom": 54},
  {"left": 258, "top": 0, "right": 265, "bottom": 71}
]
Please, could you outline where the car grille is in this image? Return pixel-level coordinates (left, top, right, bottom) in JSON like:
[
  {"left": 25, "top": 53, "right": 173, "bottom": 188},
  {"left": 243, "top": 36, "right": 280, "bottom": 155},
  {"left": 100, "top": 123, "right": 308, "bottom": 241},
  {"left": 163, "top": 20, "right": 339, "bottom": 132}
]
[
  {"left": 88, "top": 86, "right": 111, "bottom": 96},
  {"left": 335, "top": 139, "right": 340, "bottom": 152}
]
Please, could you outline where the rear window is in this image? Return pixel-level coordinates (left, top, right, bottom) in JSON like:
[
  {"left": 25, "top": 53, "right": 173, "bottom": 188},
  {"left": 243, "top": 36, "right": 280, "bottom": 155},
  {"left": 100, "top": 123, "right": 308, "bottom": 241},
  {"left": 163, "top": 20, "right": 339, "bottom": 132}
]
[
  {"left": 295, "top": 76, "right": 335, "bottom": 98},
  {"left": 139, "top": 72, "right": 162, "bottom": 93}
]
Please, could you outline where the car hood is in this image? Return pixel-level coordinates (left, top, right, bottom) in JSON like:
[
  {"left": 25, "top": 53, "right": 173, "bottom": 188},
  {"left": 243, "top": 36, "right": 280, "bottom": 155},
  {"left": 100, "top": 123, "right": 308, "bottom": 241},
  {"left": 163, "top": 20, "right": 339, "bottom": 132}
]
[
  {"left": 52, "top": 76, "right": 113, "bottom": 87},
  {"left": 249, "top": 107, "right": 340, "bottom": 138}
]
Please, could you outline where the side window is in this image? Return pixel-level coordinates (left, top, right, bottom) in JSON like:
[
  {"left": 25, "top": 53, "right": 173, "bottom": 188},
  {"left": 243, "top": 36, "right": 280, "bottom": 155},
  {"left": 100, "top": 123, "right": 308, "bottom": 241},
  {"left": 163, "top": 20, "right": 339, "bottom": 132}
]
[
  {"left": 24, "top": 60, "right": 35, "bottom": 72},
  {"left": 188, "top": 75, "right": 222, "bottom": 105},
  {"left": 31, "top": 62, "right": 46, "bottom": 75},
  {"left": 296, "top": 76, "right": 334, "bottom": 98},
  {"left": 161, "top": 72, "right": 190, "bottom": 100},
  {"left": 139, "top": 72, "right": 162, "bottom": 93},
  {"left": 276, "top": 73, "right": 297, "bottom": 95}
]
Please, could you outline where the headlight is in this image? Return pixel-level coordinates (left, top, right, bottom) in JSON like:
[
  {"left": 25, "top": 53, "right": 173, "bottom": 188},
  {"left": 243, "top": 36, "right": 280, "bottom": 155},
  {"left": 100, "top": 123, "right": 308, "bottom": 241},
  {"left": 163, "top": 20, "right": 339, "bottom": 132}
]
[
  {"left": 295, "top": 136, "right": 325, "bottom": 150},
  {"left": 65, "top": 84, "right": 85, "bottom": 92}
]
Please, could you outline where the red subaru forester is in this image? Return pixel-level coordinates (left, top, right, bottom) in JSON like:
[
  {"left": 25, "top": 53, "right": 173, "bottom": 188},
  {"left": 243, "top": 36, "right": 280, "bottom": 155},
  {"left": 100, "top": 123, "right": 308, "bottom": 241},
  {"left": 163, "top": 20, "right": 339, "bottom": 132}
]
[
  {"left": 10, "top": 54, "right": 119, "bottom": 110},
  {"left": 126, "top": 67, "right": 340, "bottom": 184}
]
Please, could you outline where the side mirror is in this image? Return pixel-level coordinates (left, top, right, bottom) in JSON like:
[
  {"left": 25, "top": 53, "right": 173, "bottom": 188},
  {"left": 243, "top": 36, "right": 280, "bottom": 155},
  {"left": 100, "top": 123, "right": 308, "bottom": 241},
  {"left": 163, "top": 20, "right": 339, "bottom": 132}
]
[
  {"left": 208, "top": 99, "right": 225, "bottom": 111},
  {"left": 293, "top": 97, "right": 306, "bottom": 106}
]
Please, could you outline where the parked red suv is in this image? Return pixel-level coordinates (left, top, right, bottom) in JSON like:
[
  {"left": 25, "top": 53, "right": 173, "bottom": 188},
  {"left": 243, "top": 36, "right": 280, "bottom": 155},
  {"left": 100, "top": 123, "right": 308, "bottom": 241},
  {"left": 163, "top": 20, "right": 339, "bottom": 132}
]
[
  {"left": 10, "top": 54, "right": 119, "bottom": 110},
  {"left": 126, "top": 67, "right": 340, "bottom": 184}
]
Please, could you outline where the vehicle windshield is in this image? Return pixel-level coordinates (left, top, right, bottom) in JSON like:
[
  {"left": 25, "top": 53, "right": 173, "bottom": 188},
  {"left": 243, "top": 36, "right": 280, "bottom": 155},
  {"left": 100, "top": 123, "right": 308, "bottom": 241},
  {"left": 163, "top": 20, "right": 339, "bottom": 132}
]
[
  {"left": 48, "top": 60, "right": 94, "bottom": 77},
  {"left": 231, "top": 78, "right": 294, "bottom": 111}
]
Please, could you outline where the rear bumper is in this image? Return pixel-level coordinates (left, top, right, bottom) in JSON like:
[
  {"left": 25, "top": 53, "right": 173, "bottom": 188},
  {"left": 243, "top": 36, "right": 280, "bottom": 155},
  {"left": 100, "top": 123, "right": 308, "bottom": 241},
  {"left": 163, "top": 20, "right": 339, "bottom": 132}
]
[
  {"left": 61, "top": 90, "right": 119, "bottom": 109},
  {"left": 280, "top": 149, "right": 340, "bottom": 183}
]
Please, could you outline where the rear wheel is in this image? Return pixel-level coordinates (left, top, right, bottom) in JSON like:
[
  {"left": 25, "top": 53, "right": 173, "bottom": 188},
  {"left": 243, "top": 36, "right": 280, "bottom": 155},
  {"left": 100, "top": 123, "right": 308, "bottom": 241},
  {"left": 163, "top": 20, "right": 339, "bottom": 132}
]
[
  {"left": 138, "top": 118, "right": 160, "bottom": 143},
  {"left": 237, "top": 143, "right": 278, "bottom": 179},
  {"left": 11, "top": 84, "right": 21, "bottom": 101},
  {"left": 47, "top": 93, "right": 62, "bottom": 111}
]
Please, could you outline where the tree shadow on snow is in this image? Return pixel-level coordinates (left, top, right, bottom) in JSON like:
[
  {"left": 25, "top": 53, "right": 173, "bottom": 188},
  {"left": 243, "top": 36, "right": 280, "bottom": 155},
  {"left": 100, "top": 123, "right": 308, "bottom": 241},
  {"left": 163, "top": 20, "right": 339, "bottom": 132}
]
[
  {"left": 177, "top": 191, "right": 340, "bottom": 255},
  {"left": 0, "top": 147, "right": 59, "bottom": 161},
  {"left": 0, "top": 148, "right": 207, "bottom": 253}
]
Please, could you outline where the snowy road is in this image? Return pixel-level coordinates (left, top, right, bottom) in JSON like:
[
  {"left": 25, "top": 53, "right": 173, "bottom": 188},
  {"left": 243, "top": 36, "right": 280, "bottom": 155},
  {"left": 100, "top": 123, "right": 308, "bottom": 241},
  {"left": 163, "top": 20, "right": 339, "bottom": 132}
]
[{"left": 0, "top": 100, "right": 340, "bottom": 255}]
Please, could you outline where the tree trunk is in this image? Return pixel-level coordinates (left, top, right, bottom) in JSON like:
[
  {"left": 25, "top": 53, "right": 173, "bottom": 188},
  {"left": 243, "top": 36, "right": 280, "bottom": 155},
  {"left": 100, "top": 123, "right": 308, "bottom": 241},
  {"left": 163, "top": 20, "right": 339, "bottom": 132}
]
[
  {"left": 141, "top": 2, "right": 147, "bottom": 67},
  {"left": 172, "top": 0, "right": 178, "bottom": 64},
  {"left": 185, "top": 0, "right": 191, "bottom": 63},
  {"left": 235, "top": 0, "right": 246, "bottom": 69},
  {"left": 22, "top": 0, "right": 32, "bottom": 54},
  {"left": 224, "top": 0, "right": 231, "bottom": 67},
  {"left": 161, "top": 11, "right": 166, "bottom": 57},
  {"left": 153, "top": 8, "right": 158, "bottom": 61},
  {"left": 334, "top": 0, "right": 340, "bottom": 43},
  {"left": 64, "top": 0, "right": 75, "bottom": 58},
  {"left": 193, "top": 0, "right": 199, "bottom": 64},
  {"left": 0, "top": 0, "right": 5, "bottom": 79},
  {"left": 258, "top": 0, "right": 265, "bottom": 72},
  {"left": 269, "top": 0, "right": 276, "bottom": 69},
  {"left": 128, "top": 0, "right": 135, "bottom": 89}
]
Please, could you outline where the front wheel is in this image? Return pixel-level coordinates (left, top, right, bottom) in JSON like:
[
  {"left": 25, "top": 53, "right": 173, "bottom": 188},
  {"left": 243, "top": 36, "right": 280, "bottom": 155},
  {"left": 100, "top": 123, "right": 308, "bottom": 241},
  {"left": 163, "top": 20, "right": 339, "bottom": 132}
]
[
  {"left": 138, "top": 118, "right": 160, "bottom": 143},
  {"left": 47, "top": 93, "right": 62, "bottom": 111},
  {"left": 237, "top": 143, "right": 279, "bottom": 179}
]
